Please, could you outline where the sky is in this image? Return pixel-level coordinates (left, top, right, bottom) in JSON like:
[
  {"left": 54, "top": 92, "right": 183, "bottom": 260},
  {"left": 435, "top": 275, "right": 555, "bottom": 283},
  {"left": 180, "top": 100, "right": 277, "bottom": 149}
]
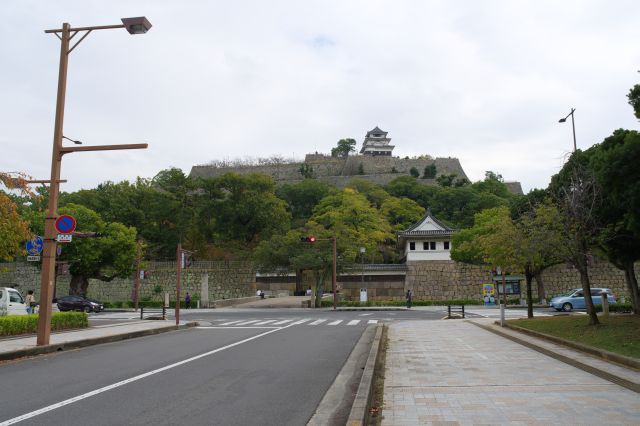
[{"left": 1, "top": 0, "right": 639, "bottom": 194}]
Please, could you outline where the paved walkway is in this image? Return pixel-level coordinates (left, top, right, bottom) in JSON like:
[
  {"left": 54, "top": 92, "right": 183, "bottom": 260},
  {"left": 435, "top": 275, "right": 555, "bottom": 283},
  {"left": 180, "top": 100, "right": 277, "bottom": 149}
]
[
  {"left": 382, "top": 319, "right": 640, "bottom": 425},
  {"left": 0, "top": 320, "right": 184, "bottom": 360}
]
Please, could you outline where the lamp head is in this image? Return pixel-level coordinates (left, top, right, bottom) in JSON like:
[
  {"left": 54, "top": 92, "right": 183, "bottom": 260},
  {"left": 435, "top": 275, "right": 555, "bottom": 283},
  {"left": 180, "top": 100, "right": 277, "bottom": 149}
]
[
  {"left": 121, "top": 17, "right": 152, "bottom": 34},
  {"left": 558, "top": 118, "right": 566, "bottom": 123}
]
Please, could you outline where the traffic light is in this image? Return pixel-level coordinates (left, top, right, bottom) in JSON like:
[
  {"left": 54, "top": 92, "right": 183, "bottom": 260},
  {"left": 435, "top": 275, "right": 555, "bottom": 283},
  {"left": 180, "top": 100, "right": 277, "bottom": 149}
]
[{"left": 300, "top": 236, "right": 316, "bottom": 243}]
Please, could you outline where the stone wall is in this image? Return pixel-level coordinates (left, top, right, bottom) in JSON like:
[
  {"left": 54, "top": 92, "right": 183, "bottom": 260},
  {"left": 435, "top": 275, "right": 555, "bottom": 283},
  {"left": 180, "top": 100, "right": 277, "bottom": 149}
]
[
  {"left": 189, "top": 155, "right": 469, "bottom": 188},
  {"left": 535, "top": 257, "right": 639, "bottom": 300},
  {"left": 0, "top": 261, "right": 256, "bottom": 304},
  {"left": 406, "top": 261, "right": 492, "bottom": 301}
]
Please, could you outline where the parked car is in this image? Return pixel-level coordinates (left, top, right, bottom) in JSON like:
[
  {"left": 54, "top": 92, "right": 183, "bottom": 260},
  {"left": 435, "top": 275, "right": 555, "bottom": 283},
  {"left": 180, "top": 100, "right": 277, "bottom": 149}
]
[
  {"left": 549, "top": 288, "right": 616, "bottom": 312},
  {"left": 0, "top": 287, "right": 28, "bottom": 316},
  {"left": 57, "top": 295, "right": 104, "bottom": 313}
]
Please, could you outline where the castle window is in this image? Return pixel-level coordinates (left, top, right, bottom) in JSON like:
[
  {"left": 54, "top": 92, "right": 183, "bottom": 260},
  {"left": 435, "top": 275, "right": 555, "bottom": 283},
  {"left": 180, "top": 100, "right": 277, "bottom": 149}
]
[
  {"left": 444, "top": 241, "right": 450, "bottom": 250},
  {"left": 409, "top": 242, "right": 415, "bottom": 251},
  {"left": 430, "top": 241, "right": 436, "bottom": 250},
  {"left": 423, "top": 242, "right": 428, "bottom": 250}
]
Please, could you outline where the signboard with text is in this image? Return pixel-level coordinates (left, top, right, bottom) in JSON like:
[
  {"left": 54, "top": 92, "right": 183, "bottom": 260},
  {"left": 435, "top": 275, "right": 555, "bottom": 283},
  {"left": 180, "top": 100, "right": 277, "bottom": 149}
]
[{"left": 482, "top": 283, "right": 496, "bottom": 305}]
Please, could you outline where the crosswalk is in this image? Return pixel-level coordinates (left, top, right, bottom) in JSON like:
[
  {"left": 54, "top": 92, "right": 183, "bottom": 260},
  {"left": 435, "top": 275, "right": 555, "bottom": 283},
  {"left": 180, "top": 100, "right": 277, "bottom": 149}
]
[{"left": 198, "top": 318, "right": 381, "bottom": 328}]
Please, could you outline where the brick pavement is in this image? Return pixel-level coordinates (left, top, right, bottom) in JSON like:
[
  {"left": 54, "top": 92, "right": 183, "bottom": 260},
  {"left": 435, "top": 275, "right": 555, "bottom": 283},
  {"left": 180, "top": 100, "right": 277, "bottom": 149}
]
[{"left": 382, "top": 319, "right": 640, "bottom": 425}]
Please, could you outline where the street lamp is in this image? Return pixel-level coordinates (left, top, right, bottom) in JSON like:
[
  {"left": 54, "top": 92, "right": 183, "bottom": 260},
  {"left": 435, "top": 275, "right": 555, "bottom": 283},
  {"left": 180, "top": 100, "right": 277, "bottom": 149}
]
[
  {"left": 558, "top": 108, "right": 577, "bottom": 152},
  {"left": 37, "top": 18, "right": 151, "bottom": 346}
]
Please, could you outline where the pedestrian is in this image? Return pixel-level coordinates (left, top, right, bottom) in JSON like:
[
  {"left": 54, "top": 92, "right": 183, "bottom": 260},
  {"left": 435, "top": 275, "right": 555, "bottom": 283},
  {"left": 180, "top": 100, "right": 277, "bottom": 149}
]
[
  {"left": 25, "top": 290, "right": 35, "bottom": 314},
  {"left": 185, "top": 292, "right": 191, "bottom": 309},
  {"left": 406, "top": 289, "right": 412, "bottom": 309}
]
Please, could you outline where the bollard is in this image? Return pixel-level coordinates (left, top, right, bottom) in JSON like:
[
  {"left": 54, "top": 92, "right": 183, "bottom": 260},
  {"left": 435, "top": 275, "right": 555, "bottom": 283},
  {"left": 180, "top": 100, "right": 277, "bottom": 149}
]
[
  {"left": 601, "top": 291, "right": 609, "bottom": 316},
  {"left": 500, "top": 303, "right": 505, "bottom": 327}
]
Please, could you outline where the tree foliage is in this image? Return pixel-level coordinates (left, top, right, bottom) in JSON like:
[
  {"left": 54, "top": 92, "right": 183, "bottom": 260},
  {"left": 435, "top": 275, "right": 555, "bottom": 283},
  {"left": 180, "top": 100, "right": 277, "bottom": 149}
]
[
  {"left": 58, "top": 204, "right": 137, "bottom": 296},
  {"left": 628, "top": 83, "right": 640, "bottom": 120},
  {"left": 0, "top": 191, "right": 31, "bottom": 261},
  {"left": 331, "top": 138, "right": 357, "bottom": 158}
]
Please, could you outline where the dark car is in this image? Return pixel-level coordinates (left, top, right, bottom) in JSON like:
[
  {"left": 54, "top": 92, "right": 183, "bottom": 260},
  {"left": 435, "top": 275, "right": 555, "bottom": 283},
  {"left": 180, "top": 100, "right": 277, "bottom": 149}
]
[{"left": 57, "top": 295, "right": 104, "bottom": 313}]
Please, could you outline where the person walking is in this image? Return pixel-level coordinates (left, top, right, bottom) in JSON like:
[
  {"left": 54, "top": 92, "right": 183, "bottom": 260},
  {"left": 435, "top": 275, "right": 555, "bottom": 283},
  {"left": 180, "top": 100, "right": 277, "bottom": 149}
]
[
  {"left": 185, "top": 292, "right": 191, "bottom": 309},
  {"left": 25, "top": 290, "right": 35, "bottom": 314},
  {"left": 406, "top": 289, "right": 412, "bottom": 309}
]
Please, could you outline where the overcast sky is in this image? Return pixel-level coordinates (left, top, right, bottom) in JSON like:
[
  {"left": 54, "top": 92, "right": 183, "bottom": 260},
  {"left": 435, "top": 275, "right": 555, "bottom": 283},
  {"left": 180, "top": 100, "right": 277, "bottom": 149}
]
[{"left": 1, "top": 0, "right": 638, "bottom": 194}]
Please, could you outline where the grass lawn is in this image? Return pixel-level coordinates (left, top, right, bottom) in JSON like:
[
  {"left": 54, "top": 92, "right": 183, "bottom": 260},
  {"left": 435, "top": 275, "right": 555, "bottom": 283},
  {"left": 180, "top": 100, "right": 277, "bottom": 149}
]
[{"left": 508, "top": 314, "right": 640, "bottom": 359}]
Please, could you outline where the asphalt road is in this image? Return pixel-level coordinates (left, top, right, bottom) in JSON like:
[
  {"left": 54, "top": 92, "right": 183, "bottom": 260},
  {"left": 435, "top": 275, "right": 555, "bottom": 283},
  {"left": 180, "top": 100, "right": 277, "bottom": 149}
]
[{"left": 0, "top": 313, "right": 372, "bottom": 426}]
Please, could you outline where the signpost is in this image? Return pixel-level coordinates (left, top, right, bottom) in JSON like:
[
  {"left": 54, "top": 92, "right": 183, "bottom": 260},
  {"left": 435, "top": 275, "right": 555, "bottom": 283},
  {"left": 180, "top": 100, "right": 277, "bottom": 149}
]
[
  {"left": 26, "top": 236, "right": 44, "bottom": 261},
  {"left": 55, "top": 215, "right": 76, "bottom": 244}
]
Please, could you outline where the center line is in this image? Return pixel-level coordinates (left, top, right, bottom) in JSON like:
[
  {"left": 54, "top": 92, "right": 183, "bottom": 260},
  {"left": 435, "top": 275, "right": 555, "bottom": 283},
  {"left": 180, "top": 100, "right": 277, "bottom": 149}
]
[{"left": 0, "top": 324, "right": 294, "bottom": 426}]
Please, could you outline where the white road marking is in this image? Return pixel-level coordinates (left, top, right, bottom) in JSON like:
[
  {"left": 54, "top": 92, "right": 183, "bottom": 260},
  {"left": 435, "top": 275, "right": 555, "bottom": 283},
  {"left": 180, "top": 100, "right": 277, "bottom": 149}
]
[
  {"left": 195, "top": 326, "right": 279, "bottom": 329},
  {"left": 328, "top": 320, "right": 343, "bottom": 325},
  {"left": 290, "top": 318, "right": 311, "bottom": 325},
  {"left": 220, "top": 320, "right": 244, "bottom": 325},
  {"left": 359, "top": 313, "right": 373, "bottom": 316},
  {"left": 0, "top": 324, "right": 294, "bottom": 426},
  {"left": 309, "top": 319, "right": 327, "bottom": 325},
  {"left": 253, "top": 320, "right": 278, "bottom": 325},
  {"left": 273, "top": 319, "right": 294, "bottom": 325},
  {"left": 347, "top": 320, "right": 360, "bottom": 326},
  {"left": 367, "top": 320, "right": 378, "bottom": 324},
  {"left": 233, "top": 320, "right": 262, "bottom": 326}
]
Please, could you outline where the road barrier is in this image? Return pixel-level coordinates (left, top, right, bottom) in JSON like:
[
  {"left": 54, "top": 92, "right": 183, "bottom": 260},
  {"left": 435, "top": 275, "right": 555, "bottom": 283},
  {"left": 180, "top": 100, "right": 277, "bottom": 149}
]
[
  {"left": 140, "top": 306, "right": 167, "bottom": 320},
  {"left": 447, "top": 305, "right": 465, "bottom": 319}
]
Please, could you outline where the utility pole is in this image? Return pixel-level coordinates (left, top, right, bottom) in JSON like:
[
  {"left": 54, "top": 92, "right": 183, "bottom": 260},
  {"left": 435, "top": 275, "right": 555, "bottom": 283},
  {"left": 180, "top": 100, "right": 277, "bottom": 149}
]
[{"left": 176, "top": 242, "right": 182, "bottom": 326}]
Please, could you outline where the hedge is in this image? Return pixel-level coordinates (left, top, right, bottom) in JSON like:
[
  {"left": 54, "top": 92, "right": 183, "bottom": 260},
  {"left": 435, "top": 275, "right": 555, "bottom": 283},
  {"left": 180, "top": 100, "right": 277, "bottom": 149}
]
[{"left": 0, "top": 312, "right": 88, "bottom": 337}]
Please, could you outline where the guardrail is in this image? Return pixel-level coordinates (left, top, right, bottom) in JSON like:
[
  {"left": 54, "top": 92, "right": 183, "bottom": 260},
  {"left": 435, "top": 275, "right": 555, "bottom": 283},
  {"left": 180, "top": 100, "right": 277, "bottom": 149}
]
[
  {"left": 447, "top": 305, "right": 465, "bottom": 319},
  {"left": 140, "top": 306, "right": 167, "bottom": 320}
]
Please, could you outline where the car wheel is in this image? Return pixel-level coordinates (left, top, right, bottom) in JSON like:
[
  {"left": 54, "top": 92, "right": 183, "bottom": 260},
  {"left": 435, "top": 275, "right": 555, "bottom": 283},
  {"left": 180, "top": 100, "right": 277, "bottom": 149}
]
[
  {"left": 83, "top": 306, "right": 91, "bottom": 313},
  {"left": 562, "top": 302, "right": 573, "bottom": 312}
]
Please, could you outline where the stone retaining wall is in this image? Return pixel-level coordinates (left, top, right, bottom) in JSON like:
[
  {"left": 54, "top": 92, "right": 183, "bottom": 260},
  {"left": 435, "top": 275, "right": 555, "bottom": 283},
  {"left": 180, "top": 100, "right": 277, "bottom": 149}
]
[
  {"left": 190, "top": 155, "right": 468, "bottom": 188},
  {"left": 0, "top": 261, "right": 256, "bottom": 304}
]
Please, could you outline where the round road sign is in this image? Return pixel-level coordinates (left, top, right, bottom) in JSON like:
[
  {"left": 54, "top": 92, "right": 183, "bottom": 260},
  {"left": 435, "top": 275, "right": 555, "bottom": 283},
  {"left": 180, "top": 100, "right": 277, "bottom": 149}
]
[
  {"left": 26, "top": 236, "right": 44, "bottom": 255},
  {"left": 55, "top": 215, "right": 76, "bottom": 234}
]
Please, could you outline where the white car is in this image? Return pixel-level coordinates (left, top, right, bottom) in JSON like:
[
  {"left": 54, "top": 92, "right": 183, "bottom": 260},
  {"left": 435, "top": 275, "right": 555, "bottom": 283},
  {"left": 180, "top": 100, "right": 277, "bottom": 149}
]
[{"left": 0, "top": 287, "right": 28, "bottom": 316}]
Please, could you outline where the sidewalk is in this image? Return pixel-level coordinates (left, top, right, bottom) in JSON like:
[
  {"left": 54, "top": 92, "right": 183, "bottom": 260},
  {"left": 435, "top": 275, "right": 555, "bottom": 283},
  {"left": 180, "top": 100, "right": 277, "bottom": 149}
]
[
  {"left": 382, "top": 319, "right": 640, "bottom": 425},
  {"left": 0, "top": 320, "right": 194, "bottom": 361}
]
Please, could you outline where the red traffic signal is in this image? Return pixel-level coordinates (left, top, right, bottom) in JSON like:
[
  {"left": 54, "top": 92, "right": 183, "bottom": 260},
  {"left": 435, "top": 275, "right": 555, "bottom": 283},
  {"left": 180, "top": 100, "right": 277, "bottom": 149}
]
[{"left": 300, "top": 236, "right": 316, "bottom": 243}]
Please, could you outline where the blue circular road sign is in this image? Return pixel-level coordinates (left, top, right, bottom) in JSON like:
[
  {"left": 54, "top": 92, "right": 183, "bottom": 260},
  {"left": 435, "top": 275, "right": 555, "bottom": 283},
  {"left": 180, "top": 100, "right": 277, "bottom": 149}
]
[{"left": 26, "top": 236, "right": 44, "bottom": 255}]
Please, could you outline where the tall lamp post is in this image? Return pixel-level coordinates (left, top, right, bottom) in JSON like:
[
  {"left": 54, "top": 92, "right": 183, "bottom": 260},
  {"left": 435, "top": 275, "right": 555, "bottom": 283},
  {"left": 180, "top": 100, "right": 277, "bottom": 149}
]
[
  {"left": 37, "top": 18, "right": 152, "bottom": 346},
  {"left": 558, "top": 108, "right": 577, "bottom": 152}
]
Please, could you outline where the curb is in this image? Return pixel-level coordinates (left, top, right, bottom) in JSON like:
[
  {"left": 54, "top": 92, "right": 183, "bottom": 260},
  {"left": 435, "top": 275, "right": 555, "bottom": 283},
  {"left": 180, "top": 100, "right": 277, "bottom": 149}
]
[
  {"left": 346, "top": 323, "right": 385, "bottom": 425},
  {"left": 470, "top": 320, "right": 640, "bottom": 394},
  {"left": 0, "top": 322, "right": 198, "bottom": 362},
  {"left": 501, "top": 321, "right": 640, "bottom": 371}
]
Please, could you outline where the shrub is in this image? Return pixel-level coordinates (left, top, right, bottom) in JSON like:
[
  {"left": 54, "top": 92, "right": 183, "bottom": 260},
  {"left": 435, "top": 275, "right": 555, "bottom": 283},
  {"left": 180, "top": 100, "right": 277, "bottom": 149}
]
[
  {"left": 409, "top": 167, "right": 419, "bottom": 178},
  {"left": 0, "top": 312, "right": 88, "bottom": 336}
]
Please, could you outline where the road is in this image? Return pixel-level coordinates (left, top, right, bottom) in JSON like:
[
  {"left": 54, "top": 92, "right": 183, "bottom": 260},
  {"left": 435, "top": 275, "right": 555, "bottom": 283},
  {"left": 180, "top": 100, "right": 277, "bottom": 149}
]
[
  {"left": 1, "top": 309, "right": 405, "bottom": 426},
  {"left": 0, "top": 305, "right": 560, "bottom": 425}
]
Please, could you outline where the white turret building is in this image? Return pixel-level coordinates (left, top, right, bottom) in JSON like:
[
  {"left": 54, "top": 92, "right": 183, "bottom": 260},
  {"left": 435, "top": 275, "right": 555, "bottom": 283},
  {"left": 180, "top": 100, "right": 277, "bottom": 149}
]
[
  {"left": 397, "top": 209, "right": 455, "bottom": 261},
  {"left": 360, "top": 126, "right": 394, "bottom": 156}
]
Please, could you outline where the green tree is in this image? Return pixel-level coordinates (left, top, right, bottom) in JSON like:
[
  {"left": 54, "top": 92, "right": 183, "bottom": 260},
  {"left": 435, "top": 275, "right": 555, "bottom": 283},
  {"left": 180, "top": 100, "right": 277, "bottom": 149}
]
[
  {"left": 276, "top": 179, "right": 332, "bottom": 225},
  {"left": 586, "top": 129, "right": 640, "bottom": 313},
  {"left": 331, "top": 138, "right": 357, "bottom": 158},
  {"left": 357, "top": 163, "right": 365, "bottom": 175},
  {"left": 212, "top": 173, "right": 291, "bottom": 244},
  {"left": 422, "top": 163, "right": 437, "bottom": 179},
  {"left": 346, "top": 179, "right": 390, "bottom": 209},
  {"left": 380, "top": 197, "right": 425, "bottom": 231},
  {"left": 409, "top": 167, "right": 420, "bottom": 178},
  {"left": 299, "top": 163, "right": 314, "bottom": 179},
  {"left": 309, "top": 188, "right": 393, "bottom": 262},
  {"left": 58, "top": 204, "right": 137, "bottom": 297},
  {"left": 628, "top": 83, "right": 640, "bottom": 120}
]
